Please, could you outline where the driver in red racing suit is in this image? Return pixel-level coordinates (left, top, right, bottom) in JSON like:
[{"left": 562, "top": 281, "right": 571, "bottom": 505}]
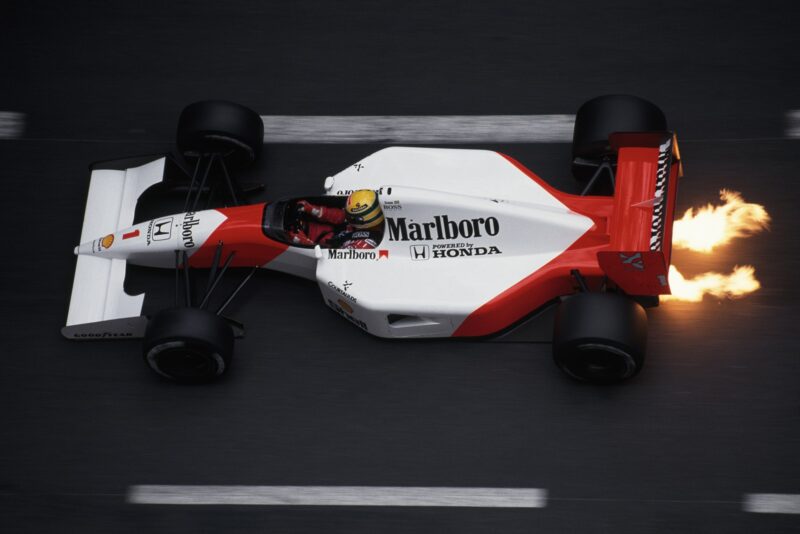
[{"left": 288, "top": 189, "right": 384, "bottom": 249}]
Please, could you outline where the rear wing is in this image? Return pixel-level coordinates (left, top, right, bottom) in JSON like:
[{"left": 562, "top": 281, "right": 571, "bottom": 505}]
[
  {"left": 62, "top": 157, "right": 166, "bottom": 339},
  {"left": 597, "top": 132, "right": 683, "bottom": 296}
]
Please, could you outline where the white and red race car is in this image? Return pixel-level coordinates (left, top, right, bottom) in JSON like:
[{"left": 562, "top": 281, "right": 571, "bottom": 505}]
[{"left": 63, "top": 97, "right": 682, "bottom": 384}]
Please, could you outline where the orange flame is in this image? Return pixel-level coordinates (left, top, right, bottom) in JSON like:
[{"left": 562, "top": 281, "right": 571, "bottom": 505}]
[
  {"left": 664, "top": 265, "right": 760, "bottom": 302},
  {"left": 665, "top": 190, "right": 769, "bottom": 302},
  {"left": 672, "top": 190, "right": 770, "bottom": 253}
]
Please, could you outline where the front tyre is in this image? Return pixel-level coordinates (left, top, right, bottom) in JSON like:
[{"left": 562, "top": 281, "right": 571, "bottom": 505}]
[
  {"left": 143, "top": 308, "right": 234, "bottom": 383},
  {"left": 552, "top": 293, "right": 647, "bottom": 383},
  {"left": 176, "top": 100, "right": 264, "bottom": 166}
]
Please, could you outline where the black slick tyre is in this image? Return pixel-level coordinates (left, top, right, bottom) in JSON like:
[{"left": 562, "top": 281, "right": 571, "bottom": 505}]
[
  {"left": 571, "top": 94, "right": 667, "bottom": 181},
  {"left": 553, "top": 293, "right": 647, "bottom": 383},
  {"left": 143, "top": 307, "right": 234, "bottom": 383},
  {"left": 176, "top": 100, "right": 264, "bottom": 165}
]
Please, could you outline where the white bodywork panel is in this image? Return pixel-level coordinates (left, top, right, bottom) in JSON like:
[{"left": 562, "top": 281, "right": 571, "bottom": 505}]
[
  {"left": 64, "top": 158, "right": 165, "bottom": 336},
  {"left": 325, "top": 147, "right": 568, "bottom": 207},
  {"left": 316, "top": 147, "right": 594, "bottom": 338}
]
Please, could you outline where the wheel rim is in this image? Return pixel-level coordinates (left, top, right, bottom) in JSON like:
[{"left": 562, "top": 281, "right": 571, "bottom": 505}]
[
  {"left": 562, "top": 343, "right": 637, "bottom": 382},
  {"left": 146, "top": 341, "right": 224, "bottom": 381}
]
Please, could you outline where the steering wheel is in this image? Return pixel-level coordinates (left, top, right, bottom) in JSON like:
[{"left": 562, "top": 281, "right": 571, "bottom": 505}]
[{"left": 287, "top": 201, "right": 309, "bottom": 234}]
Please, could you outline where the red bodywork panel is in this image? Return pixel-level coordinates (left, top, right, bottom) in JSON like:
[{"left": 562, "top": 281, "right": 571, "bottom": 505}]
[
  {"left": 187, "top": 203, "right": 288, "bottom": 268},
  {"left": 453, "top": 157, "right": 613, "bottom": 337}
]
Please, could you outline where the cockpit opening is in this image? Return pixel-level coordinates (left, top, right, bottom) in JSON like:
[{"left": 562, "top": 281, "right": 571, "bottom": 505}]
[{"left": 262, "top": 191, "right": 385, "bottom": 250}]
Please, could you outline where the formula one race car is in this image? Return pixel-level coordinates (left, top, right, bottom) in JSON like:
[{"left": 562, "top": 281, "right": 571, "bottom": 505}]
[{"left": 63, "top": 96, "right": 682, "bottom": 384}]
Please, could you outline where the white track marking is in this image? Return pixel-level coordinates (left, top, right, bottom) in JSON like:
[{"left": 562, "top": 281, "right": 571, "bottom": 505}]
[
  {"left": 743, "top": 493, "right": 800, "bottom": 514},
  {"left": 261, "top": 115, "right": 575, "bottom": 143},
  {"left": 786, "top": 110, "right": 800, "bottom": 138},
  {"left": 127, "top": 485, "right": 547, "bottom": 508},
  {"left": 0, "top": 111, "right": 25, "bottom": 139},
  {"left": 0, "top": 111, "right": 798, "bottom": 142}
]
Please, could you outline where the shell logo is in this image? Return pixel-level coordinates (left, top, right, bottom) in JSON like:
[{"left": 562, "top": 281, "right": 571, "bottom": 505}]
[
  {"left": 101, "top": 234, "right": 115, "bottom": 249},
  {"left": 337, "top": 299, "right": 354, "bottom": 315}
]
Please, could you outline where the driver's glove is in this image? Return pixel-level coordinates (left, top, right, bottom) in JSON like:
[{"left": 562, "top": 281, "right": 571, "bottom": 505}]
[
  {"left": 297, "top": 200, "right": 324, "bottom": 219},
  {"left": 287, "top": 229, "right": 315, "bottom": 246}
]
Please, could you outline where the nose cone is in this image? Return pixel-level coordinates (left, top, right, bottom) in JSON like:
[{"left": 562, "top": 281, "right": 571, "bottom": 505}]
[
  {"left": 76, "top": 241, "right": 95, "bottom": 255},
  {"left": 75, "top": 232, "right": 116, "bottom": 256}
]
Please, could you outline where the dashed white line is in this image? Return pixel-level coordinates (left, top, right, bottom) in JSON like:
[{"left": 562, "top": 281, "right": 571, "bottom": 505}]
[
  {"left": 743, "top": 493, "right": 800, "bottom": 514},
  {"left": 127, "top": 485, "right": 547, "bottom": 508},
  {"left": 0, "top": 111, "right": 25, "bottom": 139},
  {"left": 260, "top": 115, "right": 575, "bottom": 143},
  {"left": 786, "top": 110, "right": 800, "bottom": 138}
]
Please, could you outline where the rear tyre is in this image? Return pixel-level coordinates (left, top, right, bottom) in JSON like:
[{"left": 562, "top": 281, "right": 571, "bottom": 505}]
[
  {"left": 143, "top": 307, "right": 234, "bottom": 383},
  {"left": 176, "top": 100, "right": 264, "bottom": 166},
  {"left": 571, "top": 95, "right": 667, "bottom": 181},
  {"left": 552, "top": 293, "right": 647, "bottom": 383}
]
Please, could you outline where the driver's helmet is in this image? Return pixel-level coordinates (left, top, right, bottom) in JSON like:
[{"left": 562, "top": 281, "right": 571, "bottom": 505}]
[{"left": 345, "top": 189, "right": 384, "bottom": 229}]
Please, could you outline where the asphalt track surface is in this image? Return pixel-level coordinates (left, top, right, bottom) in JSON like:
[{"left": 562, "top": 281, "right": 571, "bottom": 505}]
[{"left": 1, "top": 1, "right": 799, "bottom": 532}]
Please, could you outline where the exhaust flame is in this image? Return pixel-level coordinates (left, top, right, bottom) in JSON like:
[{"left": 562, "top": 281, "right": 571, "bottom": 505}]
[
  {"left": 665, "top": 190, "right": 769, "bottom": 302},
  {"left": 664, "top": 265, "right": 760, "bottom": 302},
  {"left": 672, "top": 190, "right": 770, "bottom": 253}
]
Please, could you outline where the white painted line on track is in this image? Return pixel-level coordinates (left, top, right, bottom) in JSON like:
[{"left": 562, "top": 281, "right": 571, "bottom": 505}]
[
  {"left": 786, "top": 110, "right": 800, "bottom": 138},
  {"left": 127, "top": 485, "right": 547, "bottom": 508},
  {"left": 261, "top": 115, "right": 575, "bottom": 144},
  {"left": 0, "top": 111, "right": 25, "bottom": 139},
  {"left": 0, "top": 111, "right": 798, "bottom": 143},
  {"left": 743, "top": 493, "right": 800, "bottom": 514}
]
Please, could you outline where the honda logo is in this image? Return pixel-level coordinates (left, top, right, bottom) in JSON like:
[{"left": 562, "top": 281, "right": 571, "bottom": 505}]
[
  {"left": 410, "top": 245, "right": 429, "bottom": 260},
  {"left": 152, "top": 217, "right": 173, "bottom": 241}
]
